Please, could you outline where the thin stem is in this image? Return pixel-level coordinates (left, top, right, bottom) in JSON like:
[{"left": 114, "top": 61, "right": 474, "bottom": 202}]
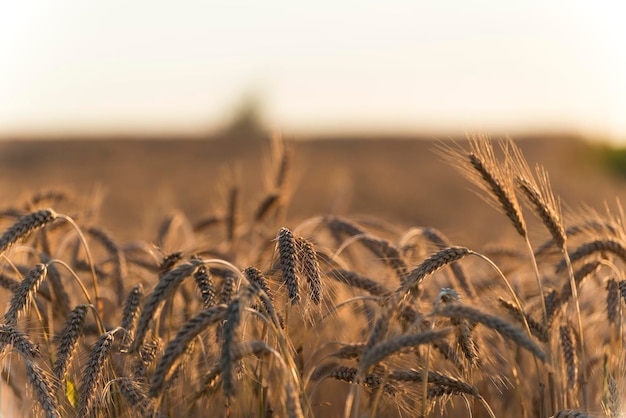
[
  {"left": 46, "top": 259, "right": 105, "bottom": 335},
  {"left": 468, "top": 250, "right": 543, "bottom": 414},
  {"left": 523, "top": 235, "right": 556, "bottom": 415},
  {"left": 56, "top": 214, "right": 101, "bottom": 317},
  {"left": 561, "top": 249, "right": 588, "bottom": 410},
  {"left": 478, "top": 396, "right": 497, "bottom": 418},
  {"left": 421, "top": 289, "right": 454, "bottom": 417}
]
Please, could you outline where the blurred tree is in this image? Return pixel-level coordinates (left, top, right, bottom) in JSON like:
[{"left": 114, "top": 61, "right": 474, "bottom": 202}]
[{"left": 221, "top": 92, "right": 266, "bottom": 135}]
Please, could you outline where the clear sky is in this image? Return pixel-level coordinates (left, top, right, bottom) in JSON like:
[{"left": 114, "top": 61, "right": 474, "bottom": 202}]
[{"left": 1, "top": 1, "right": 625, "bottom": 140}]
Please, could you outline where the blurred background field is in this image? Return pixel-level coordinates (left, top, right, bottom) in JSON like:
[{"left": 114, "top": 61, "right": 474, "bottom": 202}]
[{"left": 1, "top": 133, "right": 624, "bottom": 252}]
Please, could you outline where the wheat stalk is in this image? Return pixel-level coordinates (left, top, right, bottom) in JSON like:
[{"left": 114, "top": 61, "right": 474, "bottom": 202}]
[{"left": 86, "top": 226, "right": 127, "bottom": 302}]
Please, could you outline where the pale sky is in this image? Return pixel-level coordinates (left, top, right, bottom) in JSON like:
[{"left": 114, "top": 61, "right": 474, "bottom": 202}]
[{"left": 1, "top": 1, "right": 625, "bottom": 141}]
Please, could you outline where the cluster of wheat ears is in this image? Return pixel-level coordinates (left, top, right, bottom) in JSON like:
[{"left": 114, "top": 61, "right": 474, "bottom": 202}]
[{"left": 0, "top": 136, "right": 624, "bottom": 418}]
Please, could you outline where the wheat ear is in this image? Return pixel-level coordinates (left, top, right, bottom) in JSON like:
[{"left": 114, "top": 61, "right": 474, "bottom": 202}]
[
  {"left": 0, "top": 208, "right": 57, "bottom": 255},
  {"left": 244, "top": 266, "right": 283, "bottom": 329},
  {"left": 114, "top": 377, "right": 158, "bottom": 417},
  {"left": 86, "top": 226, "right": 127, "bottom": 302},
  {"left": 559, "top": 325, "right": 577, "bottom": 390},
  {"left": 4, "top": 263, "right": 47, "bottom": 326},
  {"left": 0, "top": 324, "right": 41, "bottom": 359},
  {"left": 25, "top": 359, "right": 61, "bottom": 418},
  {"left": 557, "top": 239, "right": 626, "bottom": 272},
  {"left": 327, "top": 366, "right": 399, "bottom": 396},
  {"left": 389, "top": 369, "right": 480, "bottom": 397},
  {"left": 278, "top": 227, "right": 300, "bottom": 305},
  {"left": 193, "top": 265, "right": 216, "bottom": 308},
  {"left": 401, "top": 246, "right": 472, "bottom": 296},
  {"left": 451, "top": 316, "right": 480, "bottom": 367},
  {"left": 437, "top": 303, "right": 547, "bottom": 362},
  {"left": 550, "top": 410, "right": 594, "bottom": 418},
  {"left": 159, "top": 251, "right": 183, "bottom": 276},
  {"left": 226, "top": 186, "right": 239, "bottom": 242},
  {"left": 25, "top": 189, "right": 69, "bottom": 210},
  {"left": 328, "top": 269, "right": 390, "bottom": 296},
  {"left": 296, "top": 237, "right": 322, "bottom": 305},
  {"left": 130, "top": 261, "right": 200, "bottom": 352},
  {"left": 78, "top": 331, "right": 115, "bottom": 417},
  {"left": 498, "top": 298, "right": 549, "bottom": 343},
  {"left": 121, "top": 284, "right": 144, "bottom": 341},
  {"left": 360, "top": 328, "right": 453, "bottom": 370},
  {"left": 149, "top": 305, "right": 227, "bottom": 398},
  {"left": 53, "top": 304, "right": 89, "bottom": 381},
  {"left": 438, "top": 136, "right": 527, "bottom": 237},
  {"left": 191, "top": 340, "right": 272, "bottom": 401},
  {"left": 548, "top": 262, "right": 601, "bottom": 326},
  {"left": 516, "top": 175, "right": 566, "bottom": 249},
  {"left": 220, "top": 284, "right": 262, "bottom": 399},
  {"left": 255, "top": 193, "right": 281, "bottom": 222},
  {"left": 407, "top": 226, "right": 476, "bottom": 298},
  {"left": 606, "top": 278, "right": 619, "bottom": 325}
]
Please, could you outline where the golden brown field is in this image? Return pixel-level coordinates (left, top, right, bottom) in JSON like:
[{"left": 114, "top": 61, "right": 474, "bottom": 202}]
[{"left": 0, "top": 134, "right": 625, "bottom": 417}]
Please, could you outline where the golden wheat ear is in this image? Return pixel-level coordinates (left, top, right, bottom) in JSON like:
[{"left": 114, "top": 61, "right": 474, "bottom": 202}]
[
  {"left": 25, "top": 359, "right": 61, "bottom": 418},
  {"left": 0, "top": 209, "right": 57, "bottom": 256},
  {"left": 277, "top": 227, "right": 300, "bottom": 305},
  {"left": 53, "top": 304, "right": 89, "bottom": 382},
  {"left": 150, "top": 305, "right": 227, "bottom": 399},
  {"left": 130, "top": 261, "right": 200, "bottom": 353},
  {"left": 78, "top": 331, "right": 115, "bottom": 417},
  {"left": 437, "top": 136, "right": 527, "bottom": 238}
]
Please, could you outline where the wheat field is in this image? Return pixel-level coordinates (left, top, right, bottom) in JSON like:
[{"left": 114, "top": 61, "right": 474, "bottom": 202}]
[{"left": 0, "top": 135, "right": 624, "bottom": 418}]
